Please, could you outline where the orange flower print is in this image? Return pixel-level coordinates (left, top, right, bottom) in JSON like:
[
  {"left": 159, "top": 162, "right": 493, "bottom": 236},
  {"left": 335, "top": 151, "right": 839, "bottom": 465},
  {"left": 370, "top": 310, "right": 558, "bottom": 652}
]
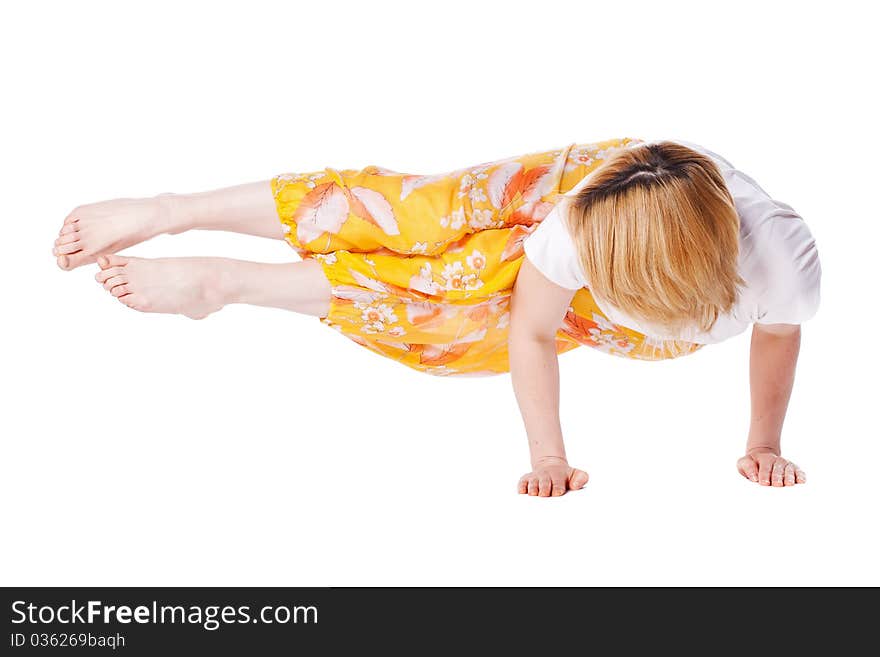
[
  {"left": 357, "top": 302, "right": 399, "bottom": 334},
  {"left": 408, "top": 263, "right": 441, "bottom": 296},
  {"left": 565, "top": 146, "right": 595, "bottom": 171},
  {"left": 312, "top": 252, "right": 338, "bottom": 265},
  {"left": 468, "top": 209, "right": 499, "bottom": 230},
  {"left": 273, "top": 172, "right": 325, "bottom": 191},
  {"left": 466, "top": 249, "right": 487, "bottom": 271},
  {"left": 458, "top": 167, "right": 490, "bottom": 203},
  {"left": 441, "top": 261, "right": 483, "bottom": 291},
  {"left": 439, "top": 207, "right": 467, "bottom": 230}
]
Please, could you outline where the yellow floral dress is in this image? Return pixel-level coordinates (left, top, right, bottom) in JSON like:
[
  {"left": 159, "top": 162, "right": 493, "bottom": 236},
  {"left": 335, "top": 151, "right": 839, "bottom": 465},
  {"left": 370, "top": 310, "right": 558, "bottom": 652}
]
[{"left": 271, "top": 137, "right": 704, "bottom": 376}]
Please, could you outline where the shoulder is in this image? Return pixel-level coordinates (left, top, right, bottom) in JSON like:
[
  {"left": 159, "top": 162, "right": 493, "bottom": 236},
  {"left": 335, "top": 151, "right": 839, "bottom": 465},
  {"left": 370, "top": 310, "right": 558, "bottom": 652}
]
[
  {"left": 749, "top": 209, "right": 822, "bottom": 325},
  {"left": 522, "top": 202, "right": 588, "bottom": 291},
  {"left": 673, "top": 138, "right": 823, "bottom": 325}
]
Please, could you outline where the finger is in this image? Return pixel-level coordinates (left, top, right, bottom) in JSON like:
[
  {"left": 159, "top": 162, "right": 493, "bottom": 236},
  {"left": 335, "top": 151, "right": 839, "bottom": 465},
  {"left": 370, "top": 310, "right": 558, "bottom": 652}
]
[
  {"left": 551, "top": 477, "right": 567, "bottom": 497},
  {"left": 538, "top": 475, "right": 552, "bottom": 497},
  {"left": 518, "top": 477, "right": 529, "bottom": 494},
  {"left": 783, "top": 463, "right": 796, "bottom": 487},
  {"left": 569, "top": 469, "right": 589, "bottom": 490},
  {"left": 527, "top": 477, "right": 539, "bottom": 496},
  {"left": 737, "top": 457, "right": 759, "bottom": 483},
  {"left": 771, "top": 459, "right": 786, "bottom": 487},
  {"left": 795, "top": 467, "right": 807, "bottom": 484},
  {"left": 757, "top": 456, "right": 774, "bottom": 486}
]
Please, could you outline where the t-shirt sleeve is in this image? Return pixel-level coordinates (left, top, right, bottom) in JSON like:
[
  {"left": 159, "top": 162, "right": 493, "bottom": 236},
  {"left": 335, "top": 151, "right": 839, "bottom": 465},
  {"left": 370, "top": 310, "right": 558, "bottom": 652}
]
[
  {"left": 522, "top": 203, "right": 588, "bottom": 290},
  {"left": 748, "top": 191, "right": 822, "bottom": 326}
]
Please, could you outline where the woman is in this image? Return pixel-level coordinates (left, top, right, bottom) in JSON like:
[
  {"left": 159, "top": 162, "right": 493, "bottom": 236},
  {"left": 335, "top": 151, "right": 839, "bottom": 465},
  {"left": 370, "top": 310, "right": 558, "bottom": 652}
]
[{"left": 52, "top": 138, "right": 821, "bottom": 497}]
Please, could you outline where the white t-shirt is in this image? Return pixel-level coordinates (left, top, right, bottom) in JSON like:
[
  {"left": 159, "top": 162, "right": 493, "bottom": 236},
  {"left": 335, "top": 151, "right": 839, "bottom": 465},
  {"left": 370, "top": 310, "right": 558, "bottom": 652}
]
[{"left": 522, "top": 139, "right": 822, "bottom": 344}]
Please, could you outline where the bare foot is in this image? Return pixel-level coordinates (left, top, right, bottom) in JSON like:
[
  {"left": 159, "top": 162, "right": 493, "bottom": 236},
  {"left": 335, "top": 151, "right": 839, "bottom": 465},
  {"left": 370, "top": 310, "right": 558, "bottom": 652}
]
[
  {"left": 95, "top": 254, "right": 230, "bottom": 319},
  {"left": 54, "top": 194, "right": 180, "bottom": 271}
]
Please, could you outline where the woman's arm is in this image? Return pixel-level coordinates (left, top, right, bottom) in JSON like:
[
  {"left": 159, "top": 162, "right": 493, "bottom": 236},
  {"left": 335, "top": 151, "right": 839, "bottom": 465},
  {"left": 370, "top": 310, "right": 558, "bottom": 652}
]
[
  {"left": 509, "top": 256, "right": 589, "bottom": 497},
  {"left": 736, "top": 323, "right": 807, "bottom": 486}
]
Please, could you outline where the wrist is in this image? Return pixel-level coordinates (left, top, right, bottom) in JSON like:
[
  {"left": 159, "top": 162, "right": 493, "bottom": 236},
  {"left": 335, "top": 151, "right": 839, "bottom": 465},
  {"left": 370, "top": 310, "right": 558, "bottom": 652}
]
[
  {"left": 746, "top": 444, "right": 780, "bottom": 457},
  {"left": 531, "top": 454, "right": 568, "bottom": 469},
  {"left": 747, "top": 429, "right": 780, "bottom": 456}
]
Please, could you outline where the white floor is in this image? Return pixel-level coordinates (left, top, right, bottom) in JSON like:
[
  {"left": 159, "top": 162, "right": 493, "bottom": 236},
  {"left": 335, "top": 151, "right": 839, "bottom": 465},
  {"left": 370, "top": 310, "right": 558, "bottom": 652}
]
[{"left": 2, "top": 0, "right": 877, "bottom": 586}]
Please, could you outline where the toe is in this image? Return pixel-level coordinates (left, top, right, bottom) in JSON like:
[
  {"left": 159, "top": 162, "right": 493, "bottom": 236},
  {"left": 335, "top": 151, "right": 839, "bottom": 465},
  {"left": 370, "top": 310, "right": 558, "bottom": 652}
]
[
  {"left": 120, "top": 294, "right": 150, "bottom": 312},
  {"left": 103, "top": 275, "right": 127, "bottom": 292},
  {"left": 58, "top": 223, "right": 79, "bottom": 237},
  {"left": 63, "top": 215, "right": 79, "bottom": 226},
  {"left": 95, "top": 267, "right": 125, "bottom": 284},
  {"left": 98, "top": 254, "right": 129, "bottom": 269},
  {"left": 53, "top": 241, "right": 83, "bottom": 256},
  {"left": 111, "top": 284, "right": 131, "bottom": 298},
  {"left": 55, "top": 233, "right": 80, "bottom": 246},
  {"left": 60, "top": 251, "right": 98, "bottom": 270}
]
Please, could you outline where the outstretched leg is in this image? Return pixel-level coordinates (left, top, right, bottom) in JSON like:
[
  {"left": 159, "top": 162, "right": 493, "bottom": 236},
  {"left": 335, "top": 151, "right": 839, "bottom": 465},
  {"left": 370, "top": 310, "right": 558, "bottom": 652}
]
[
  {"left": 94, "top": 253, "right": 331, "bottom": 319},
  {"left": 54, "top": 181, "right": 282, "bottom": 270}
]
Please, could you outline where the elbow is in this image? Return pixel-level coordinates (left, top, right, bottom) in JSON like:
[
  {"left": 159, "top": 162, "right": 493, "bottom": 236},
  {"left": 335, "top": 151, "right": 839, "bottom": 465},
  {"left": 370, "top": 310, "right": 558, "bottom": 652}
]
[{"left": 509, "top": 324, "right": 558, "bottom": 346}]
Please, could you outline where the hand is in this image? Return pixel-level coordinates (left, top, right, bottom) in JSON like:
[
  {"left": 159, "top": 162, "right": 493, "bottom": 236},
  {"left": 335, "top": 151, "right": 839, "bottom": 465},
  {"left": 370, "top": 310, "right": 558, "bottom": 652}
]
[
  {"left": 518, "top": 457, "right": 589, "bottom": 497},
  {"left": 737, "top": 447, "right": 806, "bottom": 487}
]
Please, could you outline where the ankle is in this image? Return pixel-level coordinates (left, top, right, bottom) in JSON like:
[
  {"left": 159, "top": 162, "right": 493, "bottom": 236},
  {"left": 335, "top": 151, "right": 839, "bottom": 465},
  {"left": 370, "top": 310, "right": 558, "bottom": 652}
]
[
  {"left": 155, "top": 192, "right": 195, "bottom": 235},
  {"left": 206, "top": 259, "right": 242, "bottom": 306}
]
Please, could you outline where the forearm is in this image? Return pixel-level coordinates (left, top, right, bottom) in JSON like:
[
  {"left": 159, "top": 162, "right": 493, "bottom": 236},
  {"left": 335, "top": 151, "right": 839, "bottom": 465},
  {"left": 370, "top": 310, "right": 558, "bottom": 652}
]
[
  {"left": 509, "top": 334, "right": 568, "bottom": 466},
  {"left": 747, "top": 324, "right": 801, "bottom": 453}
]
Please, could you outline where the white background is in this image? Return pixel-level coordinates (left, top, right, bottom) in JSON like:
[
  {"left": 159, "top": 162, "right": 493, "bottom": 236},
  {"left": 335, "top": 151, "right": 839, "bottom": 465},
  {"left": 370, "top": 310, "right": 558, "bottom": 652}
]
[{"left": 2, "top": 0, "right": 877, "bottom": 586}]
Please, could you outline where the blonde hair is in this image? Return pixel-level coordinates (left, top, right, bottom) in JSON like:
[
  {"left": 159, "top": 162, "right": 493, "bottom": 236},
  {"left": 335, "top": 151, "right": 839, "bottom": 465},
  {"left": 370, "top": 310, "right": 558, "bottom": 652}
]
[{"left": 561, "top": 140, "right": 745, "bottom": 335}]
